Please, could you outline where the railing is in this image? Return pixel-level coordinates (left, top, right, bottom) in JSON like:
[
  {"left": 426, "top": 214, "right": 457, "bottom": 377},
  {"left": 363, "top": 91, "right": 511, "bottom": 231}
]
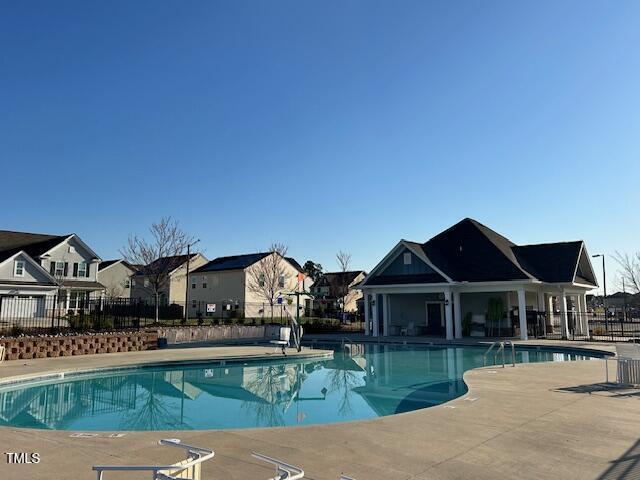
[
  {"left": 252, "top": 452, "right": 305, "bottom": 480},
  {"left": 92, "top": 439, "right": 214, "bottom": 480},
  {"left": 483, "top": 341, "right": 515, "bottom": 368},
  {"left": 530, "top": 310, "right": 640, "bottom": 342}
]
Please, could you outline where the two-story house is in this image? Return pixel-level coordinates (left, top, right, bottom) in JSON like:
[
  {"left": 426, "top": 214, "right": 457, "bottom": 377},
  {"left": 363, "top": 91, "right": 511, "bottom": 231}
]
[
  {"left": 130, "top": 253, "right": 208, "bottom": 305},
  {"left": 0, "top": 230, "right": 103, "bottom": 318},
  {"left": 98, "top": 259, "right": 140, "bottom": 299},
  {"left": 307, "top": 270, "right": 367, "bottom": 316},
  {"left": 188, "top": 252, "right": 311, "bottom": 318}
]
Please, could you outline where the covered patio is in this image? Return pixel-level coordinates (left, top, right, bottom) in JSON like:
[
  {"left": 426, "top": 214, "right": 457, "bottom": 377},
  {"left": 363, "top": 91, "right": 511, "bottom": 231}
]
[{"left": 359, "top": 218, "right": 599, "bottom": 340}]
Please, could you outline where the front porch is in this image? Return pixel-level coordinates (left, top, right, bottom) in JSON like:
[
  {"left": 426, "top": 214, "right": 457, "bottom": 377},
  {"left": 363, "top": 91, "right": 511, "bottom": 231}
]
[{"left": 363, "top": 285, "right": 591, "bottom": 340}]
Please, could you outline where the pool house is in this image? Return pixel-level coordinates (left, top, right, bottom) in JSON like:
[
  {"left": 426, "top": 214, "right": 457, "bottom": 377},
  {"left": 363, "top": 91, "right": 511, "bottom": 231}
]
[{"left": 359, "top": 218, "right": 599, "bottom": 340}]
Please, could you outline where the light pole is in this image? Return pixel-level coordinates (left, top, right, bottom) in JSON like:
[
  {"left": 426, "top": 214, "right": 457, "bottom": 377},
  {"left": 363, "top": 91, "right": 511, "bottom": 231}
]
[
  {"left": 592, "top": 254, "right": 607, "bottom": 323},
  {"left": 184, "top": 239, "right": 200, "bottom": 322}
]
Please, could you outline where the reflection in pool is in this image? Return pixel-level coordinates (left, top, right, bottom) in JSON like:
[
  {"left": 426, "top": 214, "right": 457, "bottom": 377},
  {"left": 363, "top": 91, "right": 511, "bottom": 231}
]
[{"left": 0, "top": 343, "right": 603, "bottom": 430}]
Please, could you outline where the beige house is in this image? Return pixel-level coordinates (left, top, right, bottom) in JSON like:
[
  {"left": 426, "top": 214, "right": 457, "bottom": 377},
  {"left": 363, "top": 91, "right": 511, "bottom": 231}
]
[
  {"left": 97, "top": 260, "right": 139, "bottom": 299},
  {"left": 187, "top": 252, "right": 311, "bottom": 318},
  {"left": 131, "top": 254, "right": 208, "bottom": 305}
]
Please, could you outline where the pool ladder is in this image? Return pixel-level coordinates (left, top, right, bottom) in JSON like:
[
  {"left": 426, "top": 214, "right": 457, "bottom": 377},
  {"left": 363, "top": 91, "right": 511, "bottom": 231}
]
[{"left": 483, "top": 341, "right": 516, "bottom": 368}]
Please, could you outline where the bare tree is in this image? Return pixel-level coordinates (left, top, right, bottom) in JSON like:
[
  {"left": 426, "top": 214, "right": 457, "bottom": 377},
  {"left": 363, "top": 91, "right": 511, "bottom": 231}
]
[
  {"left": 613, "top": 251, "right": 640, "bottom": 294},
  {"left": 331, "top": 251, "right": 353, "bottom": 320},
  {"left": 120, "top": 217, "right": 195, "bottom": 323},
  {"left": 246, "top": 242, "right": 290, "bottom": 319}
]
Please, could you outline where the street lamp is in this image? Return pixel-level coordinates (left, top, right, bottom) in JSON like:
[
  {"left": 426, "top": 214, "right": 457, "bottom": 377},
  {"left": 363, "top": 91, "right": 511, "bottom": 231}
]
[
  {"left": 184, "top": 239, "right": 201, "bottom": 322},
  {"left": 592, "top": 254, "right": 606, "bottom": 315}
]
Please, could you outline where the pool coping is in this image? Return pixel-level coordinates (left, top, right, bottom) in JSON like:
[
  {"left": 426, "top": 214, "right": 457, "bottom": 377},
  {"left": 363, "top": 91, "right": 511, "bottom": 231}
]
[
  {"left": 0, "top": 346, "right": 333, "bottom": 389},
  {"left": 0, "top": 340, "right": 637, "bottom": 480}
]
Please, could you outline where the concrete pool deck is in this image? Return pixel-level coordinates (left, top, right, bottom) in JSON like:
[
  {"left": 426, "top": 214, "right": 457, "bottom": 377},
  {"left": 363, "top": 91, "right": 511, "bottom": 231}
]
[{"left": 0, "top": 340, "right": 638, "bottom": 479}]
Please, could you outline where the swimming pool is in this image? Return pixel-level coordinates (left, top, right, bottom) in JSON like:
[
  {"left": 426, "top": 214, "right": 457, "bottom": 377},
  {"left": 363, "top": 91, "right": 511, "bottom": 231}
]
[{"left": 0, "top": 343, "right": 606, "bottom": 431}]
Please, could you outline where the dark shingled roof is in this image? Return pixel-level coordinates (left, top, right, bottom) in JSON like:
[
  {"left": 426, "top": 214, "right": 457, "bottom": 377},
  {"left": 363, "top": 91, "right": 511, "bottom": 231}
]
[
  {"left": 313, "top": 271, "right": 366, "bottom": 288},
  {"left": 193, "top": 252, "right": 270, "bottom": 273},
  {"left": 99, "top": 259, "right": 138, "bottom": 272},
  {"left": 285, "top": 257, "right": 304, "bottom": 272},
  {"left": 366, "top": 218, "right": 596, "bottom": 286},
  {"left": 193, "top": 253, "right": 304, "bottom": 273},
  {"left": 136, "top": 254, "right": 197, "bottom": 276},
  {"left": 421, "top": 219, "right": 530, "bottom": 282},
  {"left": 511, "top": 242, "right": 582, "bottom": 283},
  {"left": 0, "top": 230, "right": 71, "bottom": 262}
]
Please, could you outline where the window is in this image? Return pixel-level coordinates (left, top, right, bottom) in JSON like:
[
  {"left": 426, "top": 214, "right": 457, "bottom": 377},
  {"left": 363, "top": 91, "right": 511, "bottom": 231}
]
[
  {"left": 192, "top": 300, "right": 197, "bottom": 308},
  {"left": 278, "top": 275, "right": 285, "bottom": 288},
  {"left": 191, "top": 282, "right": 196, "bottom": 289},
  {"left": 403, "top": 252, "right": 412, "bottom": 265},
  {"left": 131, "top": 278, "right": 136, "bottom": 287},
  {"left": 55, "top": 261, "right": 65, "bottom": 277},
  {"left": 259, "top": 274, "right": 265, "bottom": 287},
  {"left": 77, "top": 262, "right": 87, "bottom": 277},
  {"left": 202, "top": 282, "right": 207, "bottom": 289},
  {"left": 14, "top": 260, "right": 25, "bottom": 277},
  {"left": 68, "top": 246, "right": 76, "bottom": 253},
  {"left": 124, "top": 279, "right": 131, "bottom": 288},
  {"left": 144, "top": 278, "right": 150, "bottom": 288}
]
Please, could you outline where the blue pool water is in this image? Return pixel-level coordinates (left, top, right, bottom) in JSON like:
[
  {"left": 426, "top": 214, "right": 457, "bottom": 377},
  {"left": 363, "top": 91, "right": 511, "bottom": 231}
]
[{"left": 0, "top": 343, "right": 605, "bottom": 431}]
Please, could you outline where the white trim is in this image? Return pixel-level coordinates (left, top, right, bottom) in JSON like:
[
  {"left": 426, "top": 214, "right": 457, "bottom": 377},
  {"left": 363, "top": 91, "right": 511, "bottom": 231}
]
[
  {"left": 13, "top": 259, "right": 25, "bottom": 277},
  {"left": 360, "top": 241, "right": 408, "bottom": 286},
  {"left": 402, "top": 242, "right": 454, "bottom": 283},
  {"left": 39, "top": 234, "right": 102, "bottom": 261},
  {"left": 0, "top": 250, "right": 59, "bottom": 285}
]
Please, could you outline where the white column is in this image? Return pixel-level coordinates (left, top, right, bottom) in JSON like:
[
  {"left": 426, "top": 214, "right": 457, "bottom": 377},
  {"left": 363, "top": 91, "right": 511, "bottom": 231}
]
[
  {"left": 444, "top": 290, "right": 453, "bottom": 340},
  {"left": 517, "top": 288, "right": 528, "bottom": 340},
  {"left": 453, "top": 290, "right": 462, "bottom": 339},
  {"left": 537, "top": 290, "right": 547, "bottom": 336},
  {"left": 582, "top": 294, "right": 590, "bottom": 337},
  {"left": 559, "top": 290, "right": 569, "bottom": 339},
  {"left": 372, "top": 293, "right": 379, "bottom": 337},
  {"left": 382, "top": 294, "right": 389, "bottom": 336},
  {"left": 364, "top": 293, "right": 371, "bottom": 336}
]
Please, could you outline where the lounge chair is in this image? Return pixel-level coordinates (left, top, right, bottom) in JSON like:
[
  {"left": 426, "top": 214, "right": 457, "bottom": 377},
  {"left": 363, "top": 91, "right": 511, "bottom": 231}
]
[
  {"left": 92, "top": 439, "right": 214, "bottom": 480},
  {"left": 616, "top": 344, "right": 640, "bottom": 386},
  {"left": 252, "top": 452, "right": 304, "bottom": 480},
  {"left": 270, "top": 326, "right": 292, "bottom": 355}
]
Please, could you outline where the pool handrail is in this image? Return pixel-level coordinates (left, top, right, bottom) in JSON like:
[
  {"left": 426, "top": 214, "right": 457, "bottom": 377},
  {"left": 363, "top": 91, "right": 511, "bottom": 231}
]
[
  {"left": 92, "top": 438, "right": 214, "bottom": 480},
  {"left": 483, "top": 341, "right": 515, "bottom": 368},
  {"left": 252, "top": 451, "right": 305, "bottom": 480}
]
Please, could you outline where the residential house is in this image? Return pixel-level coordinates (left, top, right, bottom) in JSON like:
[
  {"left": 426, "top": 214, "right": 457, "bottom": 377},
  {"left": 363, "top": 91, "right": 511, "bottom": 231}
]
[
  {"left": 98, "top": 259, "right": 139, "bottom": 299},
  {"left": 307, "top": 270, "right": 367, "bottom": 316},
  {"left": 0, "top": 230, "right": 103, "bottom": 317},
  {"left": 359, "top": 218, "right": 598, "bottom": 340},
  {"left": 130, "top": 254, "right": 208, "bottom": 305},
  {"left": 188, "top": 252, "right": 310, "bottom": 318}
]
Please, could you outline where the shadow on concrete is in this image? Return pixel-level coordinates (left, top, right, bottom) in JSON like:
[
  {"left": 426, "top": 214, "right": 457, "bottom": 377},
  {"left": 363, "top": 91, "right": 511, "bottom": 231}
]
[
  {"left": 554, "top": 382, "right": 640, "bottom": 398},
  {"left": 597, "top": 438, "right": 640, "bottom": 479}
]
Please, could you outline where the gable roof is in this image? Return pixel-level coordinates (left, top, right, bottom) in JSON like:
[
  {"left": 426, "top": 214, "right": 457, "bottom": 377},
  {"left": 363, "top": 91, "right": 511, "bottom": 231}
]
[
  {"left": 363, "top": 218, "right": 598, "bottom": 287},
  {"left": 98, "top": 259, "right": 138, "bottom": 272},
  {"left": 193, "top": 252, "right": 270, "bottom": 273},
  {"left": 511, "top": 242, "right": 583, "bottom": 283},
  {"left": 136, "top": 254, "right": 197, "bottom": 276},
  {"left": 421, "top": 219, "right": 530, "bottom": 282},
  {"left": 193, "top": 252, "right": 304, "bottom": 274},
  {"left": 285, "top": 257, "right": 303, "bottom": 272},
  {"left": 0, "top": 230, "right": 71, "bottom": 262},
  {"left": 0, "top": 250, "right": 58, "bottom": 286},
  {"left": 314, "top": 271, "right": 366, "bottom": 288}
]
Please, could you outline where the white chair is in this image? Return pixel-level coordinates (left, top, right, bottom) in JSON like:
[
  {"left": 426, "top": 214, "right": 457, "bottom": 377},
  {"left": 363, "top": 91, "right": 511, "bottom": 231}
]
[
  {"left": 92, "top": 439, "right": 214, "bottom": 480},
  {"left": 270, "top": 326, "right": 291, "bottom": 355},
  {"left": 616, "top": 344, "right": 640, "bottom": 386},
  {"left": 252, "top": 452, "right": 304, "bottom": 480}
]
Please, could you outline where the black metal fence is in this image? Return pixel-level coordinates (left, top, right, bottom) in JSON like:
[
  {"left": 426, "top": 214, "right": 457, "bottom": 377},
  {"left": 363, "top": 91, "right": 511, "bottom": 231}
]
[
  {"left": 0, "top": 296, "right": 185, "bottom": 335},
  {"left": 0, "top": 296, "right": 364, "bottom": 336},
  {"left": 521, "top": 310, "right": 640, "bottom": 342}
]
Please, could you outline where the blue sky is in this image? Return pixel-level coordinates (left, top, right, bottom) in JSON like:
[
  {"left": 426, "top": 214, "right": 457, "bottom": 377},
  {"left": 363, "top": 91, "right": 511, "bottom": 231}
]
[{"left": 1, "top": 1, "right": 639, "bottom": 293}]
